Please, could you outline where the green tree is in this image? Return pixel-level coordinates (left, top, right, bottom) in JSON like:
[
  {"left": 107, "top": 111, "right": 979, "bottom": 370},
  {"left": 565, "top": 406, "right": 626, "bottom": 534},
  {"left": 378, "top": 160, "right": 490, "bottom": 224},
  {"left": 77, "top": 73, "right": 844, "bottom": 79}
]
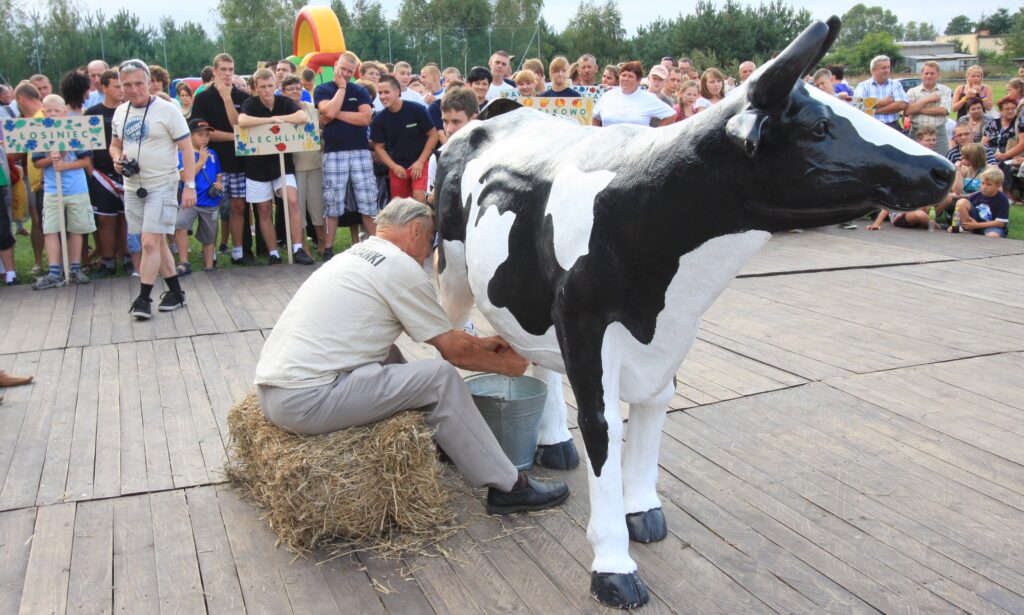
[
  {"left": 100, "top": 9, "right": 156, "bottom": 67},
  {"left": 945, "top": 15, "right": 974, "bottom": 35},
  {"left": 976, "top": 8, "right": 1013, "bottom": 35},
  {"left": 836, "top": 4, "right": 902, "bottom": 47},
  {"left": 1003, "top": 8, "right": 1024, "bottom": 57},
  {"left": 825, "top": 31, "right": 901, "bottom": 73},
  {"left": 160, "top": 18, "right": 218, "bottom": 77},
  {"left": 903, "top": 21, "right": 938, "bottom": 41},
  {"left": 341, "top": 0, "right": 395, "bottom": 63},
  {"left": 217, "top": 0, "right": 296, "bottom": 71},
  {"left": 561, "top": 0, "right": 626, "bottom": 66}
]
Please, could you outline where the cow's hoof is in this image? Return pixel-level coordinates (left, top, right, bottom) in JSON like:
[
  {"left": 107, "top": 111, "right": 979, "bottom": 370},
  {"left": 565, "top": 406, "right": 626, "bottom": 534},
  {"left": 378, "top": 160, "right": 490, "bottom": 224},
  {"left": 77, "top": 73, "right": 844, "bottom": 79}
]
[
  {"left": 590, "top": 571, "right": 649, "bottom": 609},
  {"left": 626, "top": 507, "right": 667, "bottom": 543},
  {"left": 534, "top": 439, "right": 580, "bottom": 470}
]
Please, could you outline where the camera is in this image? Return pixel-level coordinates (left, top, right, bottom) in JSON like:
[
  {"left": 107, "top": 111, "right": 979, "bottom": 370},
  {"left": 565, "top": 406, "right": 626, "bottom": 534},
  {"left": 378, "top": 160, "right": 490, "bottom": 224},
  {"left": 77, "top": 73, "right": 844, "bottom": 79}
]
[
  {"left": 120, "top": 157, "right": 140, "bottom": 178},
  {"left": 208, "top": 185, "right": 224, "bottom": 199}
]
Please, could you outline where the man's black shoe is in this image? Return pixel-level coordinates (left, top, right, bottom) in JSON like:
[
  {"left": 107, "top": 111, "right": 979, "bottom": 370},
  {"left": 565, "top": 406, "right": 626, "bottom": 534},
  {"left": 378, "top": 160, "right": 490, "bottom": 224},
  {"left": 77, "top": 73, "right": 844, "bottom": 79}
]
[
  {"left": 268, "top": 254, "right": 282, "bottom": 265},
  {"left": 293, "top": 250, "right": 314, "bottom": 265},
  {"left": 322, "top": 247, "right": 334, "bottom": 261},
  {"left": 158, "top": 290, "right": 187, "bottom": 312},
  {"left": 231, "top": 256, "right": 252, "bottom": 266},
  {"left": 129, "top": 296, "right": 152, "bottom": 320},
  {"left": 485, "top": 473, "right": 570, "bottom": 514}
]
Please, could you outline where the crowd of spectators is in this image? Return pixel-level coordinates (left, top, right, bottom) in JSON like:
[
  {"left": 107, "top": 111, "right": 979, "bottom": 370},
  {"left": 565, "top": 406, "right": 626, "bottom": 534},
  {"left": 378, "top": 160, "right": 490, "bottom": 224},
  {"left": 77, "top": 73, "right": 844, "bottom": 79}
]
[{"left": 1, "top": 47, "right": 1023, "bottom": 300}]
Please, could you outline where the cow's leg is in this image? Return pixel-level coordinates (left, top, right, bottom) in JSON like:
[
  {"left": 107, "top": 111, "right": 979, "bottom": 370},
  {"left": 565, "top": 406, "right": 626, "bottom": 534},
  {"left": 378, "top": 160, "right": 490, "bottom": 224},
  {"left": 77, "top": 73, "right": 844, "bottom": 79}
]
[
  {"left": 437, "top": 239, "right": 474, "bottom": 328},
  {"left": 584, "top": 366, "right": 648, "bottom": 609},
  {"left": 622, "top": 380, "right": 674, "bottom": 543},
  {"left": 531, "top": 364, "right": 579, "bottom": 470}
]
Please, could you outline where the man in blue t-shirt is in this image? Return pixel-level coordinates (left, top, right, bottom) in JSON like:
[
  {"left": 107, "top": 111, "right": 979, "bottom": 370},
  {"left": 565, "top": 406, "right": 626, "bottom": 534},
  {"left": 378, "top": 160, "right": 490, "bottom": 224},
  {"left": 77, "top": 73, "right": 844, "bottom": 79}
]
[
  {"left": 174, "top": 119, "right": 223, "bottom": 272},
  {"left": 315, "top": 52, "right": 375, "bottom": 255},
  {"left": 370, "top": 75, "right": 438, "bottom": 205}
]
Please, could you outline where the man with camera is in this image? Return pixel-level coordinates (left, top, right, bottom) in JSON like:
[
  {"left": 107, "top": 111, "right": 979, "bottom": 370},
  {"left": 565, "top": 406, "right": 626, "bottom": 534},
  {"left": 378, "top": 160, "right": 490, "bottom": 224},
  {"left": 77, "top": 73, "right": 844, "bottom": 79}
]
[{"left": 110, "top": 59, "right": 196, "bottom": 320}]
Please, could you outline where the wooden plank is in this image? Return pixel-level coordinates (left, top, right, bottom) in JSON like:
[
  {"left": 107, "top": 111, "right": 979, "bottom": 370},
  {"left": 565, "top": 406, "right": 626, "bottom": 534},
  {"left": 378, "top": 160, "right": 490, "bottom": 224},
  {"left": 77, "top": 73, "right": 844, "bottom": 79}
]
[
  {"left": 176, "top": 338, "right": 228, "bottom": 481},
  {"left": 150, "top": 286, "right": 178, "bottom": 341},
  {"left": 21, "top": 283, "right": 61, "bottom": 352},
  {"left": 108, "top": 276, "right": 135, "bottom": 344},
  {"left": 191, "top": 335, "right": 236, "bottom": 455},
  {"left": 0, "top": 349, "right": 65, "bottom": 511},
  {"left": 355, "top": 552, "right": 437, "bottom": 615},
  {"left": 18, "top": 502, "right": 76, "bottom": 615},
  {"left": 0, "top": 352, "right": 41, "bottom": 496},
  {"left": 35, "top": 347, "right": 83, "bottom": 506},
  {"left": 67, "top": 499, "right": 114, "bottom": 615},
  {"left": 150, "top": 490, "right": 206, "bottom": 614},
  {"left": 135, "top": 342, "right": 173, "bottom": 491},
  {"left": 213, "top": 272, "right": 259, "bottom": 332},
  {"left": 698, "top": 323, "right": 850, "bottom": 383},
  {"left": 184, "top": 272, "right": 235, "bottom": 333},
  {"left": 93, "top": 344, "right": 122, "bottom": 500},
  {"left": 113, "top": 494, "right": 160, "bottom": 615},
  {"left": 117, "top": 343, "right": 148, "bottom": 495},
  {"left": 88, "top": 277, "right": 114, "bottom": 346},
  {"left": 64, "top": 345, "right": 101, "bottom": 502},
  {"left": 0, "top": 508, "right": 36, "bottom": 615},
  {"left": 66, "top": 281, "right": 94, "bottom": 348},
  {"left": 683, "top": 389, "right": 1023, "bottom": 613},
  {"left": 176, "top": 272, "right": 217, "bottom": 336},
  {"left": 314, "top": 554, "right": 387, "bottom": 615},
  {"left": 215, "top": 484, "right": 294, "bottom": 614},
  {"left": 0, "top": 289, "right": 29, "bottom": 354},
  {"left": 41, "top": 282, "right": 76, "bottom": 349},
  {"left": 184, "top": 486, "right": 245, "bottom": 615},
  {"left": 152, "top": 339, "right": 209, "bottom": 488}
]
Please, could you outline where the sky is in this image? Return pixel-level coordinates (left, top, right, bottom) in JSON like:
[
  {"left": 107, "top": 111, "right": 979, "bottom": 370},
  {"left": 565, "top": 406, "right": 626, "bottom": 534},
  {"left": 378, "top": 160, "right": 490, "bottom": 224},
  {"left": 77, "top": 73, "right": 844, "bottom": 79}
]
[{"left": 77, "top": 0, "right": 1007, "bottom": 39}]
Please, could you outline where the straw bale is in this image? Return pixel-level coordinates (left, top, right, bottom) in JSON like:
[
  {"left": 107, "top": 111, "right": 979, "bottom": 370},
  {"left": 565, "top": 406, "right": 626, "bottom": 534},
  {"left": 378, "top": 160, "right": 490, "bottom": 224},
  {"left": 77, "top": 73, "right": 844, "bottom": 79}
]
[{"left": 226, "top": 392, "right": 455, "bottom": 557}]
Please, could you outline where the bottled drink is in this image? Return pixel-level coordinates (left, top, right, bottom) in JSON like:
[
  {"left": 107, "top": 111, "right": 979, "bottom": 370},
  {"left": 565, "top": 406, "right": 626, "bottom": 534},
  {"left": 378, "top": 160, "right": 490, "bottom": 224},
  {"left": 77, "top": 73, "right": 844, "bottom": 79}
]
[
  {"left": 949, "top": 210, "right": 961, "bottom": 234},
  {"left": 928, "top": 207, "right": 936, "bottom": 232}
]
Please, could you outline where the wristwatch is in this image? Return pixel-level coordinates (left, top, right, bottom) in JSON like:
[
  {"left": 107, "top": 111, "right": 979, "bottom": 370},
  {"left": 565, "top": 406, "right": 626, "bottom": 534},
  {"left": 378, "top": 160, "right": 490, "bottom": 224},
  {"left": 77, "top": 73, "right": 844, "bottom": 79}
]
[{"left": 184, "top": 181, "right": 196, "bottom": 189}]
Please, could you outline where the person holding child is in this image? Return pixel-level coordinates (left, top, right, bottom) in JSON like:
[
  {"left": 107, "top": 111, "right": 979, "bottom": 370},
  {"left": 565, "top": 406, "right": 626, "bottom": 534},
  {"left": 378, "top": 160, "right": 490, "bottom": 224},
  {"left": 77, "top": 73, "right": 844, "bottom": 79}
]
[
  {"left": 173, "top": 119, "right": 222, "bottom": 274},
  {"left": 30, "top": 94, "right": 97, "bottom": 289}
]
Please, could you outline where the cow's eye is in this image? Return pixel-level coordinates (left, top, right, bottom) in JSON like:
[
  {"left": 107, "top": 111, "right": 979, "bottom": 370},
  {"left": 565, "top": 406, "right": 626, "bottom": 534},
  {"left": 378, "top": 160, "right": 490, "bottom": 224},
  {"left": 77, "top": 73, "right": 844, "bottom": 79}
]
[{"left": 811, "top": 119, "right": 829, "bottom": 139}]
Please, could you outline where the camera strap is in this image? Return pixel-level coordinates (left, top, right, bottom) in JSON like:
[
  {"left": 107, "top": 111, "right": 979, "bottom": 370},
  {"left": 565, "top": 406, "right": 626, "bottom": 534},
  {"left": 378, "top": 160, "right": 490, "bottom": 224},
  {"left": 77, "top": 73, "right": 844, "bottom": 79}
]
[{"left": 121, "top": 96, "right": 153, "bottom": 196}]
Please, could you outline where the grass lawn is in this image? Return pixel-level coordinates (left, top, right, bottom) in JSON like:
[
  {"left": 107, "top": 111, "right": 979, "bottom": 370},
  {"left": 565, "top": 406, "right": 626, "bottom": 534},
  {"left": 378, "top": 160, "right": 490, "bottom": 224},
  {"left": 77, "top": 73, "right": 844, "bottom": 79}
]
[
  {"left": 1010, "top": 205, "right": 1024, "bottom": 241},
  {"left": 9, "top": 217, "right": 356, "bottom": 282}
]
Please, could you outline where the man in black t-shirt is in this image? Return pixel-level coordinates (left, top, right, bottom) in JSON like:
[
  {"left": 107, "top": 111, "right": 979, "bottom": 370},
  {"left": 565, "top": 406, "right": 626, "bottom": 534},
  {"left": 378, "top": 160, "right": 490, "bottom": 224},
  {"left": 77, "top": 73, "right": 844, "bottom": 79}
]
[
  {"left": 370, "top": 75, "right": 438, "bottom": 205},
  {"left": 84, "top": 69, "right": 126, "bottom": 278},
  {"left": 237, "top": 68, "right": 313, "bottom": 265},
  {"left": 190, "top": 53, "right": 252, "bottom": 265}
]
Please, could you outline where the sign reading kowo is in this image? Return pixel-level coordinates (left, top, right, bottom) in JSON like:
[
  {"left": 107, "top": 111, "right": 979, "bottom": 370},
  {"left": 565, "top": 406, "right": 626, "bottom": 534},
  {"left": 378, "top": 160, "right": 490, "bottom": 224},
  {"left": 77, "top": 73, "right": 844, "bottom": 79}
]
[
  {"left": 3, "top": 116, "right": 107, "bottom": 153},
  {"left": 233, "top": 121, "right": 322, "bottom": 156},
  {"left": 515, "top": 97, "right": 594, "bottom": 126}
]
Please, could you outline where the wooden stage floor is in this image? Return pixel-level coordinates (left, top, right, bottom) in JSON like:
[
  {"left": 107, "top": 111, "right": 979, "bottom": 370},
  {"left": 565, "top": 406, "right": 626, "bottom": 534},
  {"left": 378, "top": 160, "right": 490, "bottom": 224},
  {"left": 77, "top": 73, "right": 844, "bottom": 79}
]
[{"left": 1, "top": 227, "right": 1023, "bottom": 614}]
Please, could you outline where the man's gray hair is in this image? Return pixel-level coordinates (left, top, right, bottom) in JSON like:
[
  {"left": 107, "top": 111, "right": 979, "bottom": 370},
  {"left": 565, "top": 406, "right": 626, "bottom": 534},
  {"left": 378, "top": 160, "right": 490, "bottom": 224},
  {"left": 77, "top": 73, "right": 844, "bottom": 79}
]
[
  {"left": 578, "top": 54, "right": 596, "bottom": 64},
  {"left": 869, "top": 55, "right": 890, "bottom": 70},
  {"left": 376, "top": 198, "right": 434, "bottom": 228},
  {"left": 118, "top": 59, "right": 150, "bottom": 79}
]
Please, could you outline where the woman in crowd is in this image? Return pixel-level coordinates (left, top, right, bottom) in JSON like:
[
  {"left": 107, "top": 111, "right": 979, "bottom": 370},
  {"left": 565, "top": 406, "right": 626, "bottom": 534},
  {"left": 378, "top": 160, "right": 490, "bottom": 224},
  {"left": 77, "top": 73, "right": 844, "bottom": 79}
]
[
  {"left": 601, "top": 65, "right": 619, "bottom": 87},
  {"left": 591, "top": 61, "right": 675, "bottom": 127},
  {"left": 985, "top": 96, "right": 1024, "bottom": 190},
  {"left": 515, "top": 69, "right": 538, "bottom": 96},
  {"left": 952, "top": 65, "right": 994, "bottom": 119},
  {"left": 962, "top": 97, "right": 988, "bottom": 143},
  {"left": 695, "top": 68, "right": 725, "bottom": 109},
  {"left": 1008, "top": 78, "right": 1023, "bottom": 108},
  {"left": 176, "top": 82, "right": 194, "bottom": 118},
  {"left": 674, "top": 79, "right": 701, "bottom": 121},
  {"left": 59, "top": 71, "right": 90, "bottom": 115}
]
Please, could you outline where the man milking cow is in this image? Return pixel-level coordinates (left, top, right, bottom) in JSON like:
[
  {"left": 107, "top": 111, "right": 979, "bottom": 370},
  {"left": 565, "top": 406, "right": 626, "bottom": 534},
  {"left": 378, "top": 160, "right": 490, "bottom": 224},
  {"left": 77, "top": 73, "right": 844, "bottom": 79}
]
[{"left": 253, "top": 198, "right": 570, "bottom": 513}]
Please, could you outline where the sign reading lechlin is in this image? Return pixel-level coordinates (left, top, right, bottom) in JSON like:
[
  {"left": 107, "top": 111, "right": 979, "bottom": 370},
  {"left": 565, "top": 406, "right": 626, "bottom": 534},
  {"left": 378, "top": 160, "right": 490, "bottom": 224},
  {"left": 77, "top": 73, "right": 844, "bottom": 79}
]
[
  {"left": 233, "top": 121, "right": 322, "bottom": 157},
  {"left": 3, "top": 116, "right": 107, "bottom": 153}
]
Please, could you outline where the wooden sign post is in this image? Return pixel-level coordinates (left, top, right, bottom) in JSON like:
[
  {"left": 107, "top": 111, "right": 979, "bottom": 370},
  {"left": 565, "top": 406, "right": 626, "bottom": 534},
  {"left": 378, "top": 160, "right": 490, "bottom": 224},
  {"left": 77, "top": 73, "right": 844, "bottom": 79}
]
[
  {"left": 233, "top": 118, "right": 321, "bottom": 264},
  {"left": 4, "top": 116, "right": 107, "bottom": 281}
]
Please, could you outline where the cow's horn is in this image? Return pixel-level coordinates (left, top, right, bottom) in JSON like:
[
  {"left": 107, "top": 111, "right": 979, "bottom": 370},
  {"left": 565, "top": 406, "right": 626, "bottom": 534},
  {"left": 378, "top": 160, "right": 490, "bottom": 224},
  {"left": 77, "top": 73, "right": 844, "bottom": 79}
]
[{"left": 747, "top": 17, "right": 839, "bottom": 109}]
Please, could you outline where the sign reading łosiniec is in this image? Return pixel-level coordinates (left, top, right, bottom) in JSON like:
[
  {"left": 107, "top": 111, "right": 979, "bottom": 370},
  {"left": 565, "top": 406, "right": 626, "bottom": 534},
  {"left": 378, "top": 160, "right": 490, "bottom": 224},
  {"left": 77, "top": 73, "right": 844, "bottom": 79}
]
[
  {"left": 233, "top": 121, "right": 322, "bottom": 156},
  {"left": 3, "top": 116, "right": 107, "bottom": 153}
]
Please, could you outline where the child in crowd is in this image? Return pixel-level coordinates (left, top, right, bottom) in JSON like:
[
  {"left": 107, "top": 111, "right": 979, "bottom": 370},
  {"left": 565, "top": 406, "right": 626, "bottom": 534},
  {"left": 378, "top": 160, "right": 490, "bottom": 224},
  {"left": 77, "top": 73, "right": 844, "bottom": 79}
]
[
  {"left": 540, "top": 57, "right": 580, "bottom": 98},
  {"left": 370, "top": 75, "right": 438, "bottom": 205},
  {"left": 30, "top": 94, "right": 96, "bottom": 289},
  {"left": 174, "top": 119, "right": 222, "bottom": 273},
  {"left": 515, "top": 70, "right": 537, "bottom": 97},
  {"left": 812, "top": 68, "right": 834, "bottom": 95},
  {"left": 953, "top": 166, "right": 1009, "bottom": 237},
  {"left": 867, "top": 127, "right": 944, "bottom": 231},
  {"left": 674, "top": 79, "right": 701, "bottom": 121},
  {"left": 696, "top": 68, "right": 725, "bottom": 109}
]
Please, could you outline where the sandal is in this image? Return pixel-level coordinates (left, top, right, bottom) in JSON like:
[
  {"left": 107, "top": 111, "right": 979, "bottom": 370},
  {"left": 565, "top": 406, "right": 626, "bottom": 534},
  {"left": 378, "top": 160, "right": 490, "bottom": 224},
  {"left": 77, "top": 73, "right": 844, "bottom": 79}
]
[
  {"left": 175, "top": 262, "right": 192, "bottom": 276},
  {"left": 202, "top": 266, "right": 216, "bottom": 273}
]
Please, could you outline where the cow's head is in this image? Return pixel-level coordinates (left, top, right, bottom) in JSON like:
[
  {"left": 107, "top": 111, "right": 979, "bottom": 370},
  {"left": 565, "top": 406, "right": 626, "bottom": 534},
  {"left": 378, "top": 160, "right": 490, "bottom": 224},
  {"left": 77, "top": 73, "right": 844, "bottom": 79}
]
[{"left": 723, "top": 17, "right": 955, "bottom": 230}]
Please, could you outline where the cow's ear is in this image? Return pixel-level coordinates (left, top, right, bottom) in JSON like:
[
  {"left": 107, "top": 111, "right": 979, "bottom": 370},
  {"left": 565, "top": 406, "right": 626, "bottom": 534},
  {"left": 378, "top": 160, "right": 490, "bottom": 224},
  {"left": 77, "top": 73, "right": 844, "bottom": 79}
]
[
  {"left": 726, "top": 111, "right": 770, "bottom": 158},
  {"left": 748, "top": 20, "right": 831, "bottom": 109}
]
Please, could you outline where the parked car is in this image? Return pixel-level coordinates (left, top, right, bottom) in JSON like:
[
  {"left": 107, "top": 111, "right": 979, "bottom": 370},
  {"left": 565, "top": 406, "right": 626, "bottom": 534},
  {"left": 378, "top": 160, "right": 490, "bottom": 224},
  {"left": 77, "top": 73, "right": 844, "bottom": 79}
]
[{"left": 897, "top": 77, "right": 921, "bottom": 91}]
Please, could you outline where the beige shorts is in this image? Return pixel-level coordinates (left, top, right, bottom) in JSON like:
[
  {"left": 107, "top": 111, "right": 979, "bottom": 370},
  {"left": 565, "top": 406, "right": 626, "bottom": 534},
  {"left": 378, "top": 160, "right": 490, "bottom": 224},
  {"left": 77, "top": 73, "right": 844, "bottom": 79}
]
[
  {"left": 246, "top": 175, "right": 296, "bottom": 204},
  {"left": 124, "top": 181, "right": 179, "bottom": 235},
  {"left": 295, "top": 169, "right": 325, "bottom": 222},
  {"left": 42, "top": 192, "right": 97, "bottom": 235}
]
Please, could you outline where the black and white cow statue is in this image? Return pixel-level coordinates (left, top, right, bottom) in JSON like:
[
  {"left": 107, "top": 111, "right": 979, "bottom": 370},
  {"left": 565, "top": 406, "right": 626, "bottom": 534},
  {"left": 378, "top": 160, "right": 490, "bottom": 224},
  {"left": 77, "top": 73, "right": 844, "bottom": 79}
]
[{"left": 435, "top": 17, "right": 955, "bottom": 609}]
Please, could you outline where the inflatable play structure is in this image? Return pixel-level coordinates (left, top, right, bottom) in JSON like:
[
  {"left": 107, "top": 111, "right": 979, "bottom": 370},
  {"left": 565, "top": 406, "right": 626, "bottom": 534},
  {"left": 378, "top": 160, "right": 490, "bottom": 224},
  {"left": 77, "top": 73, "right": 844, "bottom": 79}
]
[
  {"left": 435, "top": 17, "right": 957, "bottom": 609},
  {"left": 286, "top": 5, "right": 349, "bottom": 84}
]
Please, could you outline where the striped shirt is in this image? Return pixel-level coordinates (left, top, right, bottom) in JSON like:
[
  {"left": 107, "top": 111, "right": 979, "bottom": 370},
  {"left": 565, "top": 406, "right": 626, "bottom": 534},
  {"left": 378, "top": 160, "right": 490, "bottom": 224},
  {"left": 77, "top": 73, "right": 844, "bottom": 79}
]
[
  {"left": 946, "top": 144, "right": 998, "bottom": 166},
  {"left": 853, "top": 78, "right": 908, "bottom": 123},
  {"left": 906, "top": 83, "right": 952, "bottom": 129}
]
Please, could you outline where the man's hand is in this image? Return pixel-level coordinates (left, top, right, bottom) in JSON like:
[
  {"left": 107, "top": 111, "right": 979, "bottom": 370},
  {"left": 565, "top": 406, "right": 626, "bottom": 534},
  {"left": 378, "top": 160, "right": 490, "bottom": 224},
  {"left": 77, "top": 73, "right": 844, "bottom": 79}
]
[
  {"left": 212, "top": 79, "right": 232, "bottom": 99},
  {"left": 391, "top": 164, "right": 407, "bottom": 179},
  {"left": 497, "top": 351, "right": 529, "bottom": 378},
  {"left": 478, "top": 336, "right": 512, "bottom": 353},
  {"left": 113, "top": 158, "right": 124, "bottom": 174},
  {"left": 333, "top": 72, "right": 348, "bottom": 88},
  {"left": 409, "top": 160, "right": 424, "bottom": 180},
  {"left": 866, "top": 222, "right": 882, "bottom": 231},
  {"left": 877, "top": 96, "right": 893, "bottom": 107},
  {"left": 181, "top": 187, "right": 197, "bottom": 209}
]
